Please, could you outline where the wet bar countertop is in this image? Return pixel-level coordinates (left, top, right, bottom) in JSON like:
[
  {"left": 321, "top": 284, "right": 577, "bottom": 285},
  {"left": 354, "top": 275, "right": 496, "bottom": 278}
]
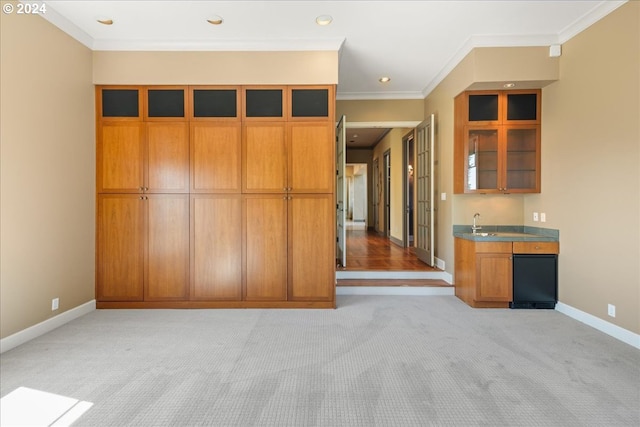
[{"left": 453, "top": 225, "right": 559, "bottom": 242}]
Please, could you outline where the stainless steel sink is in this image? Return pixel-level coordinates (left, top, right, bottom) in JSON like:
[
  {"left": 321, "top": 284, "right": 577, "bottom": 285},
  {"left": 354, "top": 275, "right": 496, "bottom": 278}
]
[{"left": 472, "top": 232, "right": 539, "bottom": 238}]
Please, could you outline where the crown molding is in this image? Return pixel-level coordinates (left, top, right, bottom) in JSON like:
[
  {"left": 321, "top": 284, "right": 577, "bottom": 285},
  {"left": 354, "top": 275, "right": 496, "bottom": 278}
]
[
  {"left": 337, "top": 91, "right": 425, "bottom": 101},
  {"left": 558, "top": 0, "right": 627, "bottom": 43},
  {"left": 420, "top": 0, "right": 627, "bottom": 99},
  {"left": 36, "top": 0, "right": 93, "bottom": 49},
  {"left": 91, "top": 38, "right": 345, "bottom": 52}
]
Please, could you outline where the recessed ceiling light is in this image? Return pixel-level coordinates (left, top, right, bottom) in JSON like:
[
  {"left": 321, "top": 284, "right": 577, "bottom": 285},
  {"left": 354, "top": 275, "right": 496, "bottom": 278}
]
[
  {"left": 504, "top": 83, "right": 516, "bottom": 88},
  {"left": 379, "top": 77, "right": 391, "bottom": 83},
  {"left": 207, "top": 15, "right": 224, "bottom": 25},
  {"left": 97, "top": 18, "right": 113, "bottom": 25},
  {"left": 352, "top": 134, "right": 359, "bottom": 138},
  {"left": 316, "top": 15, "right": 333, "bottom": 26}
]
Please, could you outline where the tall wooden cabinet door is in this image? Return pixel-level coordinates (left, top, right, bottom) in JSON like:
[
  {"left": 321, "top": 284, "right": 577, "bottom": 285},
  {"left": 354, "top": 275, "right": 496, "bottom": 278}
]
[
  {"left": 97, "top": 122, "right": 145, "bottom": 193},
  {"left": 97, "top": 195, "right": 145, "bottom": 301},
  {"left": 191, "top": 123, "right": 241, "bottom": 193},
  {"left": 191, "top": 195, "right": 242, "bottom": 300},
  {"left": 146, "top": 123, "right": 190, "bottom": 193},
  {"left": 242, "top": 123, "right": 287, "bottom": 193},
  {"left": 145, "top": 195, "right": 190, "bottom": 301},
  {"left": 244, "top": 195, "right": 288, "bottom": 301},
  {"left": 288, "top": 194, "right": 335, "bottom": 301},
  {"left": 476, "top": 253, "right": 512, "bottom": 301},
  {"left": 288, "top": 123, "right": 334, "bottom": 193}
]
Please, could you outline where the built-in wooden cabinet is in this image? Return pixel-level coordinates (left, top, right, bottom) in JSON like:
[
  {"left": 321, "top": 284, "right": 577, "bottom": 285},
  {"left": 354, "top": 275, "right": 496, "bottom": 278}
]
[
  {"left": 97, "top": 194, "right": 189, "bottom": 302},
  {"left": 454, "top": 237, "right": 559, "bottom": 308},
  {"left": 455, "top": 90, "right": 541, "bottom": 194},
  {"left": 96, "top": 85, "right": 336, "bottom": 309}
]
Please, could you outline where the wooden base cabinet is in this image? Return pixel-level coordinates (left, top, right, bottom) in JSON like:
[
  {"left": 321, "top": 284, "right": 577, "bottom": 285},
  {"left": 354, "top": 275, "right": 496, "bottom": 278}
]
[
  {"left": 288, "top": 194, "right": 335, "bottom": 301},
  {"left": 454, "top": 238, "right": 559, "bottom": 308},
  {"left": 191, "top": 195, "right": 242, "bottom": 301},
  {"left": 244, "top": 194, "right": 335, "bottom": 303},
  {"left": 244, "top": 195, "right": 288, "bottom": 301},
  {"left": 454, "top": 238, "right": 512, "bottom": 308},
  {"left": 97, "top": 194, "right": 189, "bottom": 302}
]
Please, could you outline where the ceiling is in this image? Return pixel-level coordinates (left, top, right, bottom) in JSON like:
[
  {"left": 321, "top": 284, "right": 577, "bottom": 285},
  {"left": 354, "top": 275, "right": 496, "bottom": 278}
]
[{"left": 38, "top": 0, "right": 624, "bottom": 148}]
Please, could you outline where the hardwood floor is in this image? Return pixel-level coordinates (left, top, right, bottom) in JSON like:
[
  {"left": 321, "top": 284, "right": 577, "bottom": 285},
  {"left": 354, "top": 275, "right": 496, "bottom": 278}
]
[{"left": 339, "top": 226, "right": 437, "bottom": 272}]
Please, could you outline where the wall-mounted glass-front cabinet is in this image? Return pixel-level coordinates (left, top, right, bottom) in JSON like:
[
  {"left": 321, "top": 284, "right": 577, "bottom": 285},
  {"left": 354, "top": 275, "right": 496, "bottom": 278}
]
[{"left": 455, "top": 90, "right": 541, "bottom": 194}]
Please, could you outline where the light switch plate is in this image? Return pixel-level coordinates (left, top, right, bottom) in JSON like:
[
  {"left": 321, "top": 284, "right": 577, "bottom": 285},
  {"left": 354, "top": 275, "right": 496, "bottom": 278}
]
[
  {"left": 540, "top": 213, "right": 546, "bottom": 222},
  {"left": 533, "top": 212, "right": 539, "bottom": 222}
]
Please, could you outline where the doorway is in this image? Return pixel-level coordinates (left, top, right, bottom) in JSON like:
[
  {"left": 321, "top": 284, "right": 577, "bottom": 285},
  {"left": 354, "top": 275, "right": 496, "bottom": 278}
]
[{"left": 346, "top": 164, "right": 368, "bottom": 228}]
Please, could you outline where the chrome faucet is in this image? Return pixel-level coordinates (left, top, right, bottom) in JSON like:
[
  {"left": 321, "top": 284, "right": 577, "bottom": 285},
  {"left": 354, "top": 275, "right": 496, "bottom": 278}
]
[{"left": 472, "top": 212, "right": 482, "bottom": 234}]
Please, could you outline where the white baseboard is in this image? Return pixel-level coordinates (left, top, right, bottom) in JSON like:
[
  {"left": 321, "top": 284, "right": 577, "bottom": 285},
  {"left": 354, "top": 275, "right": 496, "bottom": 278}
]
[
  {"left": 0, "top": 300, "right": 96, "bottom": 354},
  {"left": 337, "top": 286, "right": 454, "bottom": 296},
  {"left": 555, "top": 302, "right": 640, "bottom": 349},
  {"left": 435, "top": 257, "right": 446, "bottom": 271}
]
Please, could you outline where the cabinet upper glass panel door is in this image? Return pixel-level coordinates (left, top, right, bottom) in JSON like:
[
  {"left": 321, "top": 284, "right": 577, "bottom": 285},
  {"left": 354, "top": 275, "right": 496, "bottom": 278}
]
[
  {"left": 505, "top": 127, "right": 539, "bottom": 191},
  {"left": 192, "top": 89, "right": 238, "bottom": 118},
  {"left": 101, "top": 89, "right": 140, "bottom": 118},
  {"left": 244, "top": 89, "right": 284, "bottom": 119},
  {"left": 466, "top": 128, "right": 498, "bottom": 191},
  {"left": 468, "top": 94, "right": 498, "bottom": 122},
  {"left": 291, "top": 89, "right": 329, "bottom": 118},
  {"left": 146, "top": 88, "right": 186, "bottom": 119},
  {"left": 506, "top": 93, "right": 538, "bottom": 121}
]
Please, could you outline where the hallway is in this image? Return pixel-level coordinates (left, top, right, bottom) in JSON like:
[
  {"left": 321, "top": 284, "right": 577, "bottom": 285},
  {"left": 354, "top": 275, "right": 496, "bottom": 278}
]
[{"left": 339, "top": 222, "right": 438, "bottom": 272}]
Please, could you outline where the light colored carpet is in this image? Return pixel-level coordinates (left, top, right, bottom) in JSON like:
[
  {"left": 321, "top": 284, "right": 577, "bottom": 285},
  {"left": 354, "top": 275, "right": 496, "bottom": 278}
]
[{"left": 1, "top": 296, "right": 638, "bottom": 426}]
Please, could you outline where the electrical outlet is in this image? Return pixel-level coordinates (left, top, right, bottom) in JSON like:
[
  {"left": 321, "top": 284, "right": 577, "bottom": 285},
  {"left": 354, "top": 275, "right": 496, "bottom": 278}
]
[
  {"left": 607, "top": 304, "right": 616, "bottom": 318},
  {"left": 533, "top": 212, "right": 539, "bottom": 222},
  {"left": 52, "top": 298, "right": 59, "bottom": 311},
  {"left": 540, "top": 212, "right": 546, "bottom": 222}
]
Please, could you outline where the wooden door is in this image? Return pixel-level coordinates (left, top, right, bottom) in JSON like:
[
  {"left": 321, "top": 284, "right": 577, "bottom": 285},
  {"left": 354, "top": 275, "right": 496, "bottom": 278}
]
[
  {"left": 191, "top": 123, "right": 241, "bottom": 193},
  {"left": 288, "top": 194, "right": 335, "bottom": 301},
  {"left": 97, "top": 194, "right": 145, "bottom": 301},
  {"left": 476, "top": 253, "right": 512, "bottom": 301},
  {"left": 145, "top": 194, "right": 189, "bottom": 300},
  {"left": 415, "top": 114, "right": 435, "bottom": 266},
  {"left": 97, "top": 122, "right": 145, "bottom": 193},
  {"left": 146, "top": 122, "right": 190, "bottom": 193},
  {"left": 288, "top": 122, "right": 334, "bottom": 193},
  {"left": 335, "top": 116, "right": 346, "bottom": 267},
  {"left": 244, "top": 195, "right": 288, "bottom": 301},
  {"left": 242, "top": 123, "right": 287, "bottom": 193},
  {"left": 191, "top": 195, "right": 242, "bottom": 300}
]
